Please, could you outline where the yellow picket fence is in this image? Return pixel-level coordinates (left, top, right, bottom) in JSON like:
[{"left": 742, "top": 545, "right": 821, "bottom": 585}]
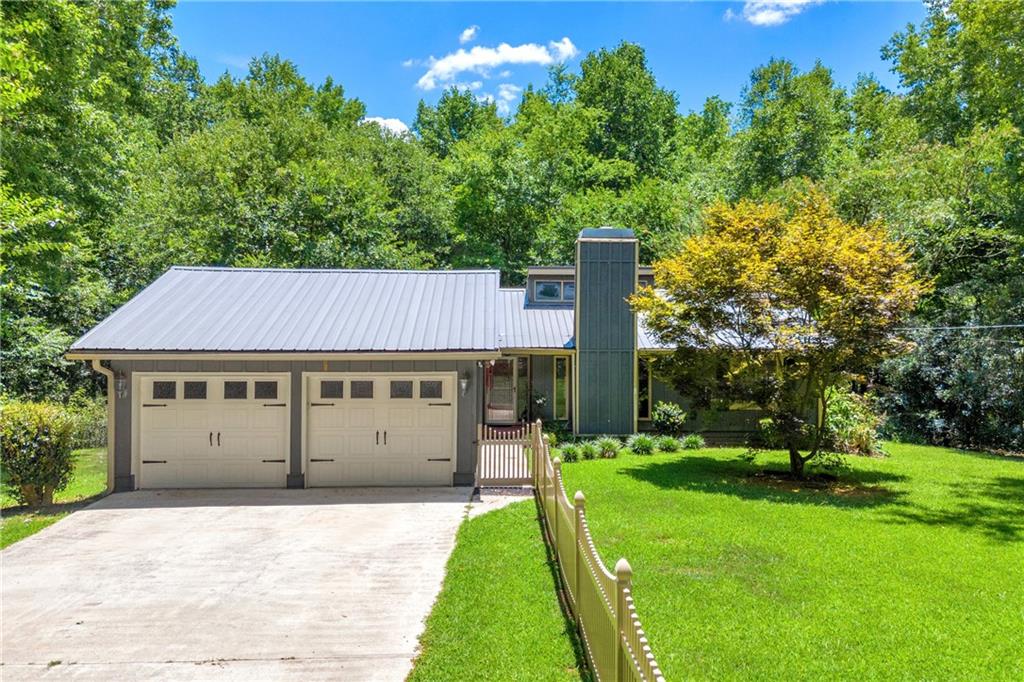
[{"left": 531, "top": 421, "right": 666, "bottom": 682}]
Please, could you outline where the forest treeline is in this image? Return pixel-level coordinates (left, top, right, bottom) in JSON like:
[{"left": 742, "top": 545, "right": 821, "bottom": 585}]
[{"left": 2, "top": 0, "right": 1022, "bottom": 450}]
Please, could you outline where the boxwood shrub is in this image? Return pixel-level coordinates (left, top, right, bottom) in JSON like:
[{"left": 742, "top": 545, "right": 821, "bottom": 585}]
[{"left": 1, "top": 401, "right": 77, "bottom": 506}]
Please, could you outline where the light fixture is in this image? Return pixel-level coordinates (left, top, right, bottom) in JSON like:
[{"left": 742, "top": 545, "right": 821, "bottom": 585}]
[
  {"left": 459, "top": 370, "right": 471, "bottom": 396},
  {"left": 114, "top": 371, "right": 128, "bottom": 399}
]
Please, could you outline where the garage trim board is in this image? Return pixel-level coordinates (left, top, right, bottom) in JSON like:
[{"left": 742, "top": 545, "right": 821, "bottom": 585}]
[
  {"left": 132, "top": 372, "right": 292, "bottom": 489},
  {"left": 302, "top": 372, "right": 458, "bottom": 487}
]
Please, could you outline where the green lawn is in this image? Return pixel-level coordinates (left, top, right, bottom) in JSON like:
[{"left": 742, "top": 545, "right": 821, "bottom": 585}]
[
  {"left": 409, "top": 499, "right": 585, "bottom": 681},
  {"left": 559, "top": 443, "right": 1024, "bottom": 681},
  {"left": 1, "top": 447, "right": 108, "bottom": 549}
]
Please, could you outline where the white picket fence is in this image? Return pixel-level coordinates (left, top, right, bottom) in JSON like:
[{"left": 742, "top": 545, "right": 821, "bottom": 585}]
[{"left": 476, "top": 423, "right": 533, "bottom": 486}]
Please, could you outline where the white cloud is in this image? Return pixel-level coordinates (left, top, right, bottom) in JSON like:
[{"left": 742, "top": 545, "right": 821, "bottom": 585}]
[
  {"left": 494, "top": 83, "right": 524, "bottom": 115},
  {"left": 361, "top": 116, "right": 410, "bottom": 136},
  {"left": 217, "top": 54, "right": 251, "bottom": 70},
  {"left": 725, "top": 0, "right": 824, "bottom": 27},
  {"left": 416, "top": 37, "right": 578, "bottom": 90},
  {"left": 459, "top": 25, "right": 479, "bottom": 44},
  {"left": 402, "top": 58, "right": 416, "bottom": 68}
]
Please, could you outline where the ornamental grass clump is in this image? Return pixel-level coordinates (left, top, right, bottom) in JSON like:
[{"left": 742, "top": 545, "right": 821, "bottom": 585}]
[
  {"left": 594, "top": 436, "right": 621, "bottom": 458},
  {"left": 627, "top": 433, "right": 656, "bottom": 455},
  {"left": 578, "top": 441, "right": 599, "bottom": 460},
  {"left": 559, "top": 444, "right": 579, "bottom": 463},
  {"left": 682, "top": 433, "right": 706, "bottom": 450},
  {"left": 656, "top": 435, "right": 681, "bottom": 452}
]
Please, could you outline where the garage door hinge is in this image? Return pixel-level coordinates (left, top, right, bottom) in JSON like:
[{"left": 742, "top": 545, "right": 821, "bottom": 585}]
[
  {"left": 427, "top": 458, "right": 451, "bottom": 462},
  {"left": 428, "top": 402, "right": 452, "bottom": 407},
  {"left": 142, "top": 403, "right": 168, "bottom": 408},
  {"left": 142, "top": 459, "right": 167, "bottom": 464},
  {"left": 262, "top": 403, "right": 287, "bottom": 407},
  {"left": 261, "top": 459, "right": 286, "bottom": 463},
  {"left": 310, "top": 458, "right": 335, "bottom": 462},
  {"left": 310, "top": 402, "right": 335, "bottom": 407}
]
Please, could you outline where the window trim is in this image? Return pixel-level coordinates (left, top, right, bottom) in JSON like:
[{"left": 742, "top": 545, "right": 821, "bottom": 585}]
[{"left": 553, "top": 355, "right": 570, "bottom": 421}]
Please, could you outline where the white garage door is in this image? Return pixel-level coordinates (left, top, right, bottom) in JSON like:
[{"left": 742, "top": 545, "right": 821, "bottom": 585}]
[
  {"left": 306, "top": 373, "right": 456, "bottom": 486},
  {"left": 138, "top": 374, "right": 290, "bottom": 488}
]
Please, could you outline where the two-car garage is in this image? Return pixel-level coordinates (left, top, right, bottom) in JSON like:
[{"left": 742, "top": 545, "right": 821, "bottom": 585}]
[{"left": 136, "top": 372, "right": 458, "bottom": 488}]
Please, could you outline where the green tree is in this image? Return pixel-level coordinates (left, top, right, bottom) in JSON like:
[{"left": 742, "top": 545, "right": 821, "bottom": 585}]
[
  {"left": 631, "top": 191, "right": 927, "bottom": 477},
  {"left": 413, "top": 87, "right": 501, "bottom": 159}
]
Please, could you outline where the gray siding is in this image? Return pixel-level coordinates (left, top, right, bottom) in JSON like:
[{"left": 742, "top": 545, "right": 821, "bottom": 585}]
[
  {"left": 576, "top": 238, "right": 637, "bottom": 434},
  {"left": 641, "top": 374, "right": 767, "bottom": 443},
  {"left": 108, "top": 358, "right": 483, "bottom": 491}
]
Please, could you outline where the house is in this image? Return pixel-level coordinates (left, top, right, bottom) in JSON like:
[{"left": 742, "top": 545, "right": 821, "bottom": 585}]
[{"left": 70, "top": 228, "right": 763, "bottom": 490}]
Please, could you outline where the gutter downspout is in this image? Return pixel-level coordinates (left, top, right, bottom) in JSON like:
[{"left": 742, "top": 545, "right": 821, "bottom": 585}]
[{"left": 91, "top": 359, "right": 116, "bottom": 494}]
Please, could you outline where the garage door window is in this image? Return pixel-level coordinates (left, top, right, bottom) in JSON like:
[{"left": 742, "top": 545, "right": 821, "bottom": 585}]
[
  {"left": 420, "top": 380, "right": 443, "bottom": 399},
  {"left": 153, "top": 381, "right": 176, "bottom": 400},
  {"left": 254, "top": 381, "right": 277, "bottom": 399},
  {"left": 321, "top": 380, "right": 343, "bottom": 399},
  {"left": 224, "top": 381, "right": 247, "bottom": 399},
  {"left": 351, "top": 380, "right": 374, "bottom": 399},
  {"left": 184, "top": 381, "right": 207, "bottom": 399},
  {"left": 390, "top": 380, "right": 413, "bottom": 399}
]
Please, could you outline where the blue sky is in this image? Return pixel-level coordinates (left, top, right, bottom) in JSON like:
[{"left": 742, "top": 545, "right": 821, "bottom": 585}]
[{"left": 172, "top": 1, "right": 927, "bottom": 132}]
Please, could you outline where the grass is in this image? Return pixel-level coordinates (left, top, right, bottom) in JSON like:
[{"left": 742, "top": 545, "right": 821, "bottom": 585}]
[
  {"left": 558, "top": 443, "right": 1024, "bottom": 681},
  {"left": 409, "top": 499, "right": 585, "bottom": 681},
  {"left": 1, "top": 447, "right": 107, "bottom": 549}
]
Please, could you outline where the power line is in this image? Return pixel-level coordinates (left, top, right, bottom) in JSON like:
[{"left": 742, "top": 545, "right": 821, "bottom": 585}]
[{"left": 895, "top": 323, "right": 1024, "bottom": 332}]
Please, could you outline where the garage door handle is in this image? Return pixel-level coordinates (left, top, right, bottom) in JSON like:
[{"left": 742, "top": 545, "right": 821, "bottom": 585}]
[
  {"left": 263, "top": 403, "right": 287, "bottom": 407},
  {"left": 427, "top": 458, "right": 451, "bottom": 462},
  {"left": 376, "top": 430, "right": 380, "bottom": 445},
  {"left": 311, "top": 402, "right": 335, "bottom": 407},
  {"left": 209, "top": 431, "right": 213, "bottom": 446},
  {"left": 142, "top": 459, "right": 167, "bottom": 464},
  {"left": 384, "top": 430, "right": 387, "bottom": 445},
  {"left": 217, "top": 432, "right": 221, "bottom": 447},
  {"left": 262, "top": 459, "right": 285, "bottom": 463},
  {"left": 311, "top": 458, "right": 334, "bottom": 462},
  {"left": 428, "top": 402, "right": 452, "bottom": 407}
]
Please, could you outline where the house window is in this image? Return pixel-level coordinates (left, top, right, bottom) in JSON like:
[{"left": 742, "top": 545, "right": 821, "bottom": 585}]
[
  {"left": 554, "top": 356, "right": 569, "bottom": 420},
  {"left": 183, "top": 381, "right": 207, "bottom": 400},
  {"left": 638, "top": 357, "right": 652, "bottom": 420},
  {"left": 321, "top": 380, "right": 343, "bottom": 399},
  {"left": 563, "top": 282, "right": 575, "bottom": 301},
  {"left": 390, "top": 380, "right": 413, "bottom": 399},
  {"left": 254, "top": 381, "right": 277, "bottom": 400},
  {"left": 224, "top": 381, "right": 247, "bottom": 400},
  {"left": 420, "top": 380, "right": 443, "bottom": 399},
  {"left": 535, "top": 281, "right": 562, "bottom": 302},
  {"left": 153, "top": 381, "right": 176, "bottom": 400},
  {"left": 351, "top": 380, "right": 374, "bottom": 399}
]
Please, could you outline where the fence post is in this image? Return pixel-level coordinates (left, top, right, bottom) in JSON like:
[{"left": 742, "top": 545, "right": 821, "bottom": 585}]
[
  {"left": 551, "top": 457, "right": 562, "bottom": 547},
  {"left": 574, "top": 491, "right": 585, "bottom": 607},
  {"left": 476, "top": 423, "right": 482, "bottom": 486},
  {"left": 615, "top": 558, "right": 633, "bottom": 682},
  {"left": 532, "top": 420, "right": 543, "bottom": 488}
]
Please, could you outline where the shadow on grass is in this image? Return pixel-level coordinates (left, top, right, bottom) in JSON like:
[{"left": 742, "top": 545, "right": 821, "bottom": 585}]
[
  {"left": 621, "top": 456, "right": 909, "bottom": 509},
  {"left": 2, "top": 493, "right": 107, "bottom": 519},
  {"left": 885, "top": 475, "right": 1024, "bottom": 542},
  {"left": 532, "top": 496, "right": 594, "bottom": 682}
]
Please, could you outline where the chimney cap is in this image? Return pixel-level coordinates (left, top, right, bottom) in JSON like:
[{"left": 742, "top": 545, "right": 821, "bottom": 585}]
[{"left": 578, "top": 227, "right": 636, "bottom": 241}]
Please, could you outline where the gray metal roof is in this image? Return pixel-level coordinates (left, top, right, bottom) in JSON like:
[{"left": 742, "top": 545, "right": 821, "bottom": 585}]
[
  {"left": 496, "top": 289, "right": 575, "bottom": 349},
  {"left": 578, "top": 227, "right": 635, "bottom": 240},
  {"left": 71, "top": 267, "right": 500, "bottom": 353}
]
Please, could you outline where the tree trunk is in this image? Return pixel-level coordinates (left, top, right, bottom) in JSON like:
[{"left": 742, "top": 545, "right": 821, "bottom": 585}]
[
  {"left": 19, "top": 485, "right": 53, "bottom": 507},
  {"left": 788, "top": 446, "right": 806, "bottom": 479}
]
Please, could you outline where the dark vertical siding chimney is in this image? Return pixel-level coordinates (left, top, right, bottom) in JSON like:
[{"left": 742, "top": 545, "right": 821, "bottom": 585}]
[{"left": 574, "top": 227, "right": 638, "bottom": 435}]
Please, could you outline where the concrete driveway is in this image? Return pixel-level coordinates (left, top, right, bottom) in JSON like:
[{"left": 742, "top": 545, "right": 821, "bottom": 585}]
[{"left": 1, "top": 488, "right": 472, "bottom": 681}]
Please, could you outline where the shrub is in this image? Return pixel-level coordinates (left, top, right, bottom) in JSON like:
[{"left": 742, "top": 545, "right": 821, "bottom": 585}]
[
  {"left": 1, "top": 401, "right": 77, "bottom": 506},
  {"left": 594, "top": 436, "right": 621, "bottom": 458},
  {"left": 651, "top": 401, "right": 687, "bottom": 436},
  {"left": 627, "top": 433, "right": 656, "bottom": 455},
  {"left": 579, "top": 441, "right": 599, "bottom": 460},
  {"left": 559, "top": 444, "right": 579, "bottom": 463},
  {"left": 824, "top": 388, "right": 883, "bottom": 456},
  {"left": 682, "top": 434, "right": 706, "bottom": 450},
  {"left": 545, "top": 420, "right": 572, "bottom": 447},
  {"left": 655, "top": 435, "right": 680, "bottom": 452}
]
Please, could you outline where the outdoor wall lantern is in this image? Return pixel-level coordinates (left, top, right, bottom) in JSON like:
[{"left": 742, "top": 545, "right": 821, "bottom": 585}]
[
  {"left": 115, "top": 371, "right": 128, "bottom": 399},
  {"left": 459, "top": 370, "right": 471, "bottom": 396}
]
